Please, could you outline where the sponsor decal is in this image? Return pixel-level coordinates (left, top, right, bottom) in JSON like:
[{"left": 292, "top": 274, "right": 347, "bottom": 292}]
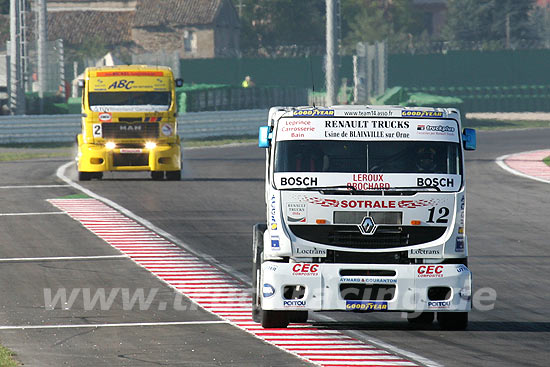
[
  {"left": 265, "top": 264, "right": 278, "bottom": 272},
  {"left": 292, "top": 263, "right": 319, "bottom": 276},
  {"left": 145, "top": 117, "right": 163, "bottom": 123},
  {"left": 107, "top": 80, "right": 135, "bottom": 90},
  {"left": 417, "top": 124, "right": 456, "bottom": 133},
  {"left": 270, "top": 195, "right": 278, "bottom": 230},
  {"left": 427, "top": 301, "right": 451, "bottom": 309},
  {"left": 271, "top": 236, "right": 280, "bottom": 251},
  {"left": 325, "top": 120, "right": 410, "bottom": 129},
  {"left": 99, "top": 112, "right": 112, "bottom": 122},
  {"left": 417, "top": 177, "right": 455, "bottom": 188},
  {"left": 304, "top": 197, "right": 440, "bottom": 209},
  {"left": 280, "top": 120, "right": 316, "bottom": 138},
  {"left": 283, "top": 300, "right": 306, "bottom": 307},
  {"left": 456, "top": 265, "right": 468, "bottom": 273},
  {"left": 161, "top": 123, "right": 173, "bottom": 136},
  {"left": 263, "top": 283, "right": 275, "bottom": 298},
  {"left": 455, "top": 237, "right": 464, "bottom": 252},
  {"left": 97, "top": 71, "right": 164, "bottom": 77},
  {"left": 120, "top": 149, "right": 143, "bottom": 154},
  {"left": 339, "top": 277, "right": 397, "bottom": 284},
  {"left": 295, "top": 247, "right": 327, "bottom": 256},
  {"left": 293, "top": 108, "right": 334, "bottom": 117},
  {"left": 346, "top": 301, "right": 388, "bottom": 311},
  {"left": 287, "top": 203, "right": 307, "bottom": 223},
  {"left": 280, "top": 177, "right": 318, "bottom": 186},
  {"left": 409, "top": 248, "right": 441, "bottom": 256},
  {"left": 348, "top": 173, "right": 390, "bottom": 190},
  {"left": 417, "top": 265, "right": 444, "bottom": 278},
  {"left": 402, "top": 110, "right": 443, "bottom": 118}
]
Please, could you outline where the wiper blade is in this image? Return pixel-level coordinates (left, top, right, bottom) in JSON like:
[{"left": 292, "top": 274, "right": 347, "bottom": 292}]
[
  {"left": 385, "top": 186, "right": 441, "bottom": 192},
  {"left": 301, "top": 185, "right": 358, "bottom": 194}
]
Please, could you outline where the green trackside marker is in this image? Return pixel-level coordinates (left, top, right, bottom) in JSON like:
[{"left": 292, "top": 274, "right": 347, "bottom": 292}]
[
  {"left": 57, "top": 194, "right": 91, "bottom": 199},
  {"left": 543, "top": 156, "right": 550, "bottom": 167}
]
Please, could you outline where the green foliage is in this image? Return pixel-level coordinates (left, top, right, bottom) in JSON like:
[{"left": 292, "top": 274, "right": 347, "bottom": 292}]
[
  {"left": 443, "top": 0, "right": 538, "bottom": 47},
  {"left": 0, "top": 0, "right": 8, "bottom": 14},
  {"left": 341, "top": 0, "right": 425, "bottom": 51},
  {"left": 235, "top": 0, "right": 325, "bottom": 50},
  {"left": 65, "top": 36, "right": 109, "bottom": 66}
]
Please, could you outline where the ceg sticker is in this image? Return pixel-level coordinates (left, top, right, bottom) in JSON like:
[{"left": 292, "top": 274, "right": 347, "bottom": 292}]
[{"left": 99, "top": 112, "right": 112, "bottom": 122}]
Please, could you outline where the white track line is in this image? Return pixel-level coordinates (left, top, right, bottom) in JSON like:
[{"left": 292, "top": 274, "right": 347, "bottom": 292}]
[
  {"left": 0, "top": 255, "right": 128, "bottom": 262},
  {"left": 0, "top": 212, "right": 65, "bottom": 216},
  {"left": 496, "top": 149, "right": 550, "bottom": 184},
  {"left": 0, "top": 320, "right": 229, "bottom": 330},
  {"left": 52, "top": 161, "right": 439, "bottom": 367}
]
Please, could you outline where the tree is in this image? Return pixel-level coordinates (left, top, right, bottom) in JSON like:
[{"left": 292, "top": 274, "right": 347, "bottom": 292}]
[
  {"left": 0, "top": 0, "right": 8, "bottom": 14},
  {"left": 443, "top": 0, "right": 538, "bottom": 48},
  {"left": 341, "top": 0, "right": 426, "bottom": 52},
  {"left": 235, "top": 0, "right": 325, "bottom": 53}
]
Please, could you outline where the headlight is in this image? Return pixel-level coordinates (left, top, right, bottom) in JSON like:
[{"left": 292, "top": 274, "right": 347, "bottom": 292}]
[
  {"left": 105, "top": 142, "right": 116, "bottom": 150},
  {"left": 145, "top": 142, "right": 157, "bottom": 150}
]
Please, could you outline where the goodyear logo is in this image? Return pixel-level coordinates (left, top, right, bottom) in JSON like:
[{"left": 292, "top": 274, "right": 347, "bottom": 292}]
[
  {"left": 345, "top": 301, "right": 388, "bottom": 311},
  {"left": 293, "top": 108, "right": 335, "bottom": 117},
  {"left": 402, "top": 110, "right": 444, "bottom": 118}
]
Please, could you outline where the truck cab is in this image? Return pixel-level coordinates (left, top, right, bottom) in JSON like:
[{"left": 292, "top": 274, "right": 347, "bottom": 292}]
[
  {"left": 253, "top": 105, "right": 476, "bottom": 329},
  {"left": 77, "top": 65, "right": 183, "bottom": 181}
]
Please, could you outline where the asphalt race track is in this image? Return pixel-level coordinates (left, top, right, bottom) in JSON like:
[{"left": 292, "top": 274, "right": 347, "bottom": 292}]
[{"left": 0, "top": 127, "right": 549, "bottom": 366}]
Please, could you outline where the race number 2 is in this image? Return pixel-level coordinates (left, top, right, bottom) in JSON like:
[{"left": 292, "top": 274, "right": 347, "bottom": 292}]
[{"left": 92, "top": 123, "right": 102, "bottom": 137}]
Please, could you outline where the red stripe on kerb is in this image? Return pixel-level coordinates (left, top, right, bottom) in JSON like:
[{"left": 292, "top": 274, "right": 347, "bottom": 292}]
[{"left": 48, "top": 198, "right": 421, "bottom": 367}]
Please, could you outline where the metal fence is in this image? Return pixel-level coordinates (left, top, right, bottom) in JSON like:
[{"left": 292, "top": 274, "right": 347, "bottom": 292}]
[{"left": 0, "top": 109, "right": 268, "bottom": 144}]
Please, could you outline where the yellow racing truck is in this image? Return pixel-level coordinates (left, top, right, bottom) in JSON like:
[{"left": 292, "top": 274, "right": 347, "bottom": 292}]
[{"left": 76, "top": 65, "right": 183, "bottom": 181}]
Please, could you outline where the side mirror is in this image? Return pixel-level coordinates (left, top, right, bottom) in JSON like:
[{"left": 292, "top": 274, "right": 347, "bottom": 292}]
[
  {"left": 462, "top": 128, "right": 476, "bottom": 151},
  {"left": 77, "top": 79, "right": 85, "bottom": 88},
  {"left": 258, "top": 126, "right": 271, "bottom": 148},
  {"left": 175, "top": 78, "right": 184, "bottom": 87}
]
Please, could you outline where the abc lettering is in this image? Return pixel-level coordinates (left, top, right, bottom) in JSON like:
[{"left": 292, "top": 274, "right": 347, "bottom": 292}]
[
  {"left": 108, "top": 80, "right": 135, "bottom": 90},
  {"left": 292, "top": 264, "right": 319, "bottom": 273},
  {"left": 281, "top": 177, "right": 318, "bottom": 186},
  {"left": 417, "top": 177, "right": 454, "bottom": 188},
  {"left": 417, "top": 265, "right": 443, "bottom": 274}
]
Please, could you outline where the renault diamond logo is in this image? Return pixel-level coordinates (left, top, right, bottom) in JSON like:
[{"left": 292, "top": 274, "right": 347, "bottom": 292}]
[{"left": 359, "top": 216, "right": 377, "bottom": 235}]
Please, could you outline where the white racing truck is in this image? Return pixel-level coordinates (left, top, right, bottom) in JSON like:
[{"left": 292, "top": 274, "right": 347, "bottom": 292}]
[{"left": 252, "top": 105, "right": 477, "bottom": 330}]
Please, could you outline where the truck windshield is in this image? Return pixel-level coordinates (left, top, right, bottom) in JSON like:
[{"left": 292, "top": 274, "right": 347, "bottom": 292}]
[
  {"left": 89, "top": 91, "right": 171, "bottom": 109},
  {"left": 274, "top": 140, "right": 461, "bottom": 175}
]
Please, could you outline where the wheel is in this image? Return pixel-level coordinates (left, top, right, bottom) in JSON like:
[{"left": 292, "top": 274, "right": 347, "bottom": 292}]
[
  {"left": 166, "top": 170, "right": 181, "bottom": 181},
  {"left": 78, "top": 171, "right": 92, "bottom": 181},
  {"left": 252, "top": 224, "right": 266, "bottom": 324},
  {"left": 289, "top": 311, "right": 308, "bottom": 323},
  {"left": 93, "top": 172, "right": 103, "bottom": 180},
  {"left": 261, "top": 310, "right": 289, "bottom": 328},
  {"left": 151, "top": 171, "right": 164, "bottom": 180},
  {"left": 407, "top": 312, "right": 434, "bottom": 325},
  {"left": 437, "top": 312, "right": 468, "bottom": 330}
]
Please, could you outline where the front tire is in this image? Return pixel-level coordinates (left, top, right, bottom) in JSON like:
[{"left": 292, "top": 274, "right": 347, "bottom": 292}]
[
  {"left": 437, "top": 312, "right": 468, "bottom": 330},
  {"left": 166, "top": 170, "right": 181, "bottom": 181},
  {"left": 261, "top": 310, "right": 289, "bottom": 328},
  {"left": 78, "top": 171, "right": 92, "bottom": 181},
  {"left": 151, "top": 171, "right": 164, "bottom": 180}
]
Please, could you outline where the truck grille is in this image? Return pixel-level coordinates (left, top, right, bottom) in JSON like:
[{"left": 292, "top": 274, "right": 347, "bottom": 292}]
[
  {"left": 289, "top": 225, "right": 446, "bottom": 249},
  {"left": 113, "top": 153, "right": 149, "bottom": 167},
  {"left": 102, "top": 123, "right": 158, "bottom": 139},
  {"left": 323, "top": 250, "right": 409, "bottom": 264}
]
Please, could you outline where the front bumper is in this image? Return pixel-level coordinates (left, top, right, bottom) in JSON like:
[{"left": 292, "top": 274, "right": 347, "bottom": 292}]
[
  {"left": 261, "top": 262, "right": 471, "bottom": 312},
  {"left": 77, "top": 143, "right": 181, "bottom": 172}
]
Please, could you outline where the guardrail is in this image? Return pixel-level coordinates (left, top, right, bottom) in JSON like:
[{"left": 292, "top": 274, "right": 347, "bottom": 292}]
[{"left": 0, "top": 109, "right": 268, "bottom": 144}]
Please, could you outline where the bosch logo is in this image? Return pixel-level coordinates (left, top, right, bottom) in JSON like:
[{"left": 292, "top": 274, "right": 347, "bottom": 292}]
[
  {"left": 358, "top": 216, "right": 377, "bottom": 235},
  {"left": 417, "top": 265, "right": 444, "bottom": 278}
]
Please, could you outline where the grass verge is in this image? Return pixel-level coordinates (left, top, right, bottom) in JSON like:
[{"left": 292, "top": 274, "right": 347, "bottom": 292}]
[{"left": 0, "top": 345, "right": 18, "bottom": 367}]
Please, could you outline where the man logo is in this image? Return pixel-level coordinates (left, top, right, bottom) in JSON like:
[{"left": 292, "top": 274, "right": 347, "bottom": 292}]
[{"left": 358, "top": 216, "right": 377, "bottom": 235}]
